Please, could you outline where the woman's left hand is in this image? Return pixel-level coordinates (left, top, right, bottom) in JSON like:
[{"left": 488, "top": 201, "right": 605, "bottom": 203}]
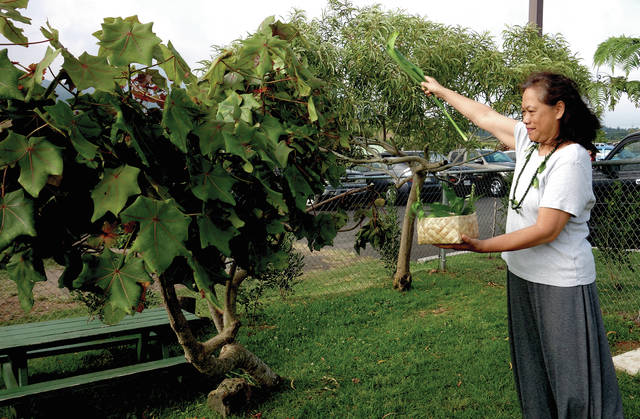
[{"left": 434, "top": 235, "right": 487, "bottom": 252}]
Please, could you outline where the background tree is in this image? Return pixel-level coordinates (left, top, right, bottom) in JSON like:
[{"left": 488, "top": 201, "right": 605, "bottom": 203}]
[
  {"left": 593, "top": 35, "right": 640, "bottom": 113},
  {"left": 293, "top": 1, "right": 595, "bottom": 290},
  {"left": 0, "top": 1, "right": 346, "bottom": 412}
]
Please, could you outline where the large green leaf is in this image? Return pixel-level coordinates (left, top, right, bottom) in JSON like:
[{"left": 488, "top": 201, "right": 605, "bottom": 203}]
[
  {"left": 0, "top": 49, "right": 24, "bottom": 100},
  {"left": 161, "top": 88, "right": 197, "bottom": 153},
  {"left": 154, "top": 41, "right": 193, "bottom": 85},
  {"left": 43, "top": 101, "right": 99, "bottom": 160},
  {"left": 216, "top": 92, "right": 242, "bottom": 122},
  {"left": 7, "top": 249, "right": 46, "bottom": 313},
  {"left": 202, "top": 50, "right": 231, "bottom": 99},
  {"left": 285, "top": 165, "right": 314, "bottom": 210},
  {"left": 23, "top": 46, "right": 59, "bottom": 101},
  {"left": 0, "top": 6, "right": 29, "bottom": 44},
  {"left": 191, "top": 161, "right": 236, "bottom": 205},
  {"left": 62, "top": 51, "right": 120, "bottom": 92},
  {"left": 90, "top": 165, "right": 141, "bottom": 222},
  {"left": 256, "top": 175, "right": 287, "bottom": 212},
  {"left": 0, "top": 132, "right": 63, "bottom": 197},
  {"left": 97, "top": 16, "right": 161, "bottom": 66},
  {"left": 0, "top": 189, "right": 36, "bottom": 251},
  {"left": 74, "top": 250, "right": 150, "bottom": 316},
  {"left": 260, "top": 114, "right": 286, "bottom": 143},
  {"left": 120, "top": 197, "right": 190, "bottom": 274},
  {"left": 186, "top": 254, "right": 221, "bottom": 309},
  {"left": 197, "top": 216, "right": 239, "bottom": 256},
  {"left": 255, "top": 46, "right": 272, "bottom": 77},
  {"left": 194, "top": 118, "right": 231, "bottom": 156}
]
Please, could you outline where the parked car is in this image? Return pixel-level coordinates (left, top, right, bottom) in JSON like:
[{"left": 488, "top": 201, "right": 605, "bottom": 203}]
[
  {"left": 590, "top": 131, "right": 640, "bottom": 248},
  {"left": 446, "top": 148, "right": 515, "bottom": 197},
  {"left": 392, "top": 163, "right": 442, "bottom": 205},
  {"left": 504, "top": 150, "right": 517, "bottom": 162},
  {"left": 595, "top": 144, "right": 614, "bottom": 161},
  {"left": 312, "top": 160, "right": 442, "bottom": 210}
]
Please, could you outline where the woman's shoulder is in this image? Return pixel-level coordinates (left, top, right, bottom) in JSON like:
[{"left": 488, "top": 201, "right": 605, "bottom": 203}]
[
  {"left": 557, "top": 143, "right": 591, "bottom": 164},
  {"left": 550, "top": 143, "right": 593, "bottom": 174}
]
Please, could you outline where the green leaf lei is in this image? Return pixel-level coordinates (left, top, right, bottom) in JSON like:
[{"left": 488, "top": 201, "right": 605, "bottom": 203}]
[{"left": 509, "top": 141, "right": 561, "bottom": 212}]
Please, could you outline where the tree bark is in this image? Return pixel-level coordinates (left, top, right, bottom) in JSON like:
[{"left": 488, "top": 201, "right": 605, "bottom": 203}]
[
  {"left": 393, "top": 170, "right": 425, "bottom": 291},
  {"left": 157, "top": 269, "right": 280, "bottom": 388}
]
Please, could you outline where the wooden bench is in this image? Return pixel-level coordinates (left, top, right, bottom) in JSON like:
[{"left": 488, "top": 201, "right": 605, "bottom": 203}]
[
  {"left": 0, "top": 307, "right": 203, "bottom": 406},
  {"left": 0, "top": 356, "right": 189, "bottom": 404}
]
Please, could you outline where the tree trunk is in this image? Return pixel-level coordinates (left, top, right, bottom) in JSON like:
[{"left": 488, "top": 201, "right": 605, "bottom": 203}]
[
  {"left": 393, "top": 170, "right": 425, "bottom": 291},
  {"left": 157, "top": 267, "right": 281, "bottom": 406}
]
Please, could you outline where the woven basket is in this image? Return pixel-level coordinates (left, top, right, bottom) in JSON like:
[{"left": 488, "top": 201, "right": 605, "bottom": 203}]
[{"left": 416, "top": 213, "right": 479, "bottom": 245}]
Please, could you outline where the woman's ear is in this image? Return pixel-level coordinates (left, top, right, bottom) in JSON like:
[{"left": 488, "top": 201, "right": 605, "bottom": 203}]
[{"left": 555, "top": 101, "right": 565, "bottom": 119}]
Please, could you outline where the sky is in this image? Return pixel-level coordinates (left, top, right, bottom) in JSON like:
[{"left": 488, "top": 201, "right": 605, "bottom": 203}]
[{"left": 4, "top": 0, "right": 640, "bottom": 128}]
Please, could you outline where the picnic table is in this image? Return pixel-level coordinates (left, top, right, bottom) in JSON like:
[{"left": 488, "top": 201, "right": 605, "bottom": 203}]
[{"left": 0, "top": 307, "right": 202, "bottom": 405}]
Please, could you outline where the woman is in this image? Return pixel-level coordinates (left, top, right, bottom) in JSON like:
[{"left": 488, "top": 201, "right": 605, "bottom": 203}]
[{"left": 421, "top": 72, "right": 624, "bottom": 419}]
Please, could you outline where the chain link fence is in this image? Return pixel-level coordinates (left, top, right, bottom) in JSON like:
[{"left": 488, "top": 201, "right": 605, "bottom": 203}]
[
  {"left": 0, "top": 162, "right": 638, "bottom": 325},
  {"left": 295, "top": 160, "right": 640, "bottom": 321}
]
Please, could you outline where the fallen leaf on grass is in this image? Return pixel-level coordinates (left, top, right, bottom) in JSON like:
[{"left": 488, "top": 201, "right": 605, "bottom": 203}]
[
  {"left": 352, "top": 378, "right": 360, "bottom": 384},
  {"left": 431, "top": 307, "right": 449, "bottom": 315}
]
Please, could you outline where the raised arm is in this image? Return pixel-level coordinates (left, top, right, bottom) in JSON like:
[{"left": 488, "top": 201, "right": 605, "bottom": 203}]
[{"left": 421, "top": 76, "right": 517, "bottom": 150}]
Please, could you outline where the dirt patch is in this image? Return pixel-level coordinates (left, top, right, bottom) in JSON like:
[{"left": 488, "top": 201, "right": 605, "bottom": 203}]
[
  {"left": 614, "top": 341, "right": 640, "bottom": 355},
  {"left": 0, "top": 267, "right": 80, "bottom": 324}
]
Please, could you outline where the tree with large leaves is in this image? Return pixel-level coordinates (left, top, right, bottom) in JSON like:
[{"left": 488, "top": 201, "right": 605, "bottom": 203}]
[
  {"left": 294, "top": 1, "right": 595, "bottom": 290},
  {"left": 593, "top": 35, "right": 640, "bottom": 112},
  {"left": 0, "top": 0, "right": 346, "bottom": 411}
]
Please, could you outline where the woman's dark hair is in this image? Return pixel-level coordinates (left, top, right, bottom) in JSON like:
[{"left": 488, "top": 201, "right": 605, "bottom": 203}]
[{"left": 521, "top": 72, "right": 599, "bottom": 155}]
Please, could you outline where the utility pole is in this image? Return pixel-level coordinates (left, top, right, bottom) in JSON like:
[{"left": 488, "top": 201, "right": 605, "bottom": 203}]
[{"left": 529, "top": 0, "right": 543, "bottom": 35}]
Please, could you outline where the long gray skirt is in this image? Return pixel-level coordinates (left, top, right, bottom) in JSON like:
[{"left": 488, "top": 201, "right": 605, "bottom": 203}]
[{"left": 507, "top": 271, "right": 624, "bottom": 419}]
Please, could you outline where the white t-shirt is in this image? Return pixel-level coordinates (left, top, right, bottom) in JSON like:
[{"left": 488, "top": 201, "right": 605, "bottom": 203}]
[{"left": 501, "top": 122, "right": 596, "bottom": 287}]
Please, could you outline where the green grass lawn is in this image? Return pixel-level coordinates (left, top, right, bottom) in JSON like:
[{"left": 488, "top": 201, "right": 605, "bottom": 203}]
[{"left": 1, "top": 252, "right": 639, "bottom": 418}]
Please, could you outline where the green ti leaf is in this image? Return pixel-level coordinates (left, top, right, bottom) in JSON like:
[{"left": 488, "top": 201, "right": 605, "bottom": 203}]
[
  {"left": 0, "top": 132, "right": 63, "bottom": 197},
  {"left": 90, "top": 165, "right": 141, "bottom": 222},
  {"left": 161, "top": 88, "right": 198, "bottom": 153},
  {"left": 386, "top": 32, "right": 468, "bottom": 142},
  {"left": 120, "top": 197, "right": 190, "bottom": 274},
  {"left": 7, "top": 249, "right": 46, "bottom": 313},
  {"left": 74, "top": 249, "right": 150, "bottom": 316},
  {"left": 0, "top": 49, "right": 24, "bottom": 100},
  {"left": 62, "top": 51, "right": 120, "bottom": 92},
  {"left": 96, "top": 16, "right": 161, "bottom": 66},
  {"left": 533, "top": 176, "right": 540, "bottom": 189},
  {"left": 191, "top": 161, "right": 236, "bottom": 205},
  {"left": 0, "top": 189, "right": 36, "bottom": 251}
]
